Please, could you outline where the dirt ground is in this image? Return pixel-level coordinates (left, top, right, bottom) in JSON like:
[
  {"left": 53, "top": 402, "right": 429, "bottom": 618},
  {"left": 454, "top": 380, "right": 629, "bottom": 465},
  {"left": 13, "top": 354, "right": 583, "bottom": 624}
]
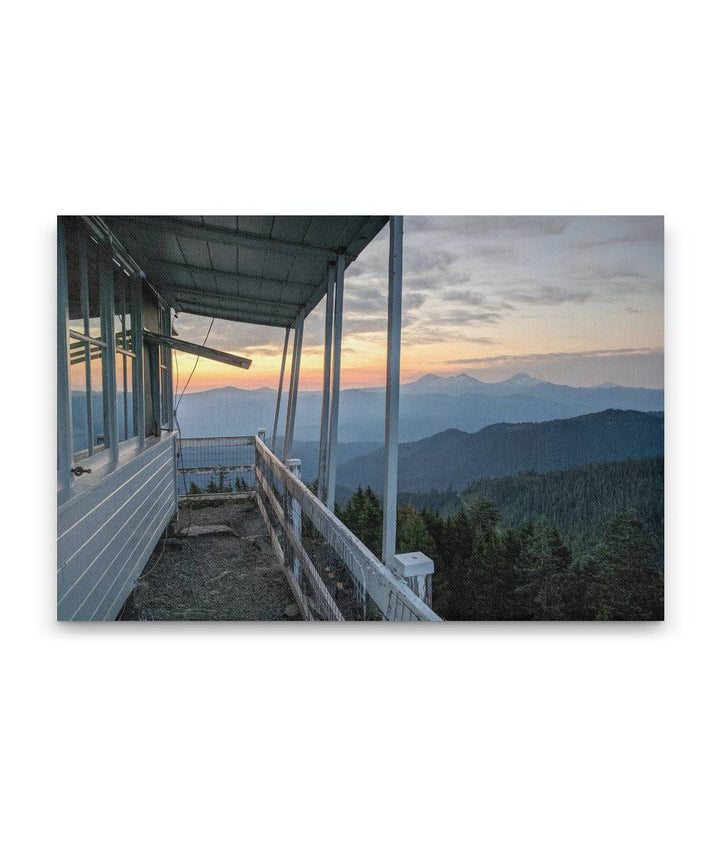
[{"left": 118, "top": 498, "right": 299, "bottom": 621}]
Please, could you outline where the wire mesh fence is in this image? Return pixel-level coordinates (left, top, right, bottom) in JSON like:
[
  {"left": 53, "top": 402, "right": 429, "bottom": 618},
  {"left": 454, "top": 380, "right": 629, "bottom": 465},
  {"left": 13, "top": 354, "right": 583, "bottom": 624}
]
[{"left": 177, "top": 436, "right": 256, "bottom": 496}]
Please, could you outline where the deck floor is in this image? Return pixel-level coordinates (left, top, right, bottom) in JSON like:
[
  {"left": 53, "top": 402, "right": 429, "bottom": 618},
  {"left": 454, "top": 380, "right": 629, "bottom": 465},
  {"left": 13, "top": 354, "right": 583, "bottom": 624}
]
[{"left": 118, "top": 498, "right": 299, "bottom": 621}]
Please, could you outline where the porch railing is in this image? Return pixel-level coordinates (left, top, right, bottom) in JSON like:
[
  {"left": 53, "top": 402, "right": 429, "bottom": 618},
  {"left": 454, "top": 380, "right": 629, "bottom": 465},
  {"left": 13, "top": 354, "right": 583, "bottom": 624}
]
[{"left": 176, "top": 433, "right": 441, "bottom": 622}]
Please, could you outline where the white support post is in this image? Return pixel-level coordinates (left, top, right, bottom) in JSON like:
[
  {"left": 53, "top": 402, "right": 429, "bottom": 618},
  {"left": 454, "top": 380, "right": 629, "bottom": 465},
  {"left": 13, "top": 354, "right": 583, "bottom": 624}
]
[
  {"left": 99, "top": 240, "right": 119, "bottom": 463},
  {"left": 287, "top": 458, "right": 302, "bottom": 582},
  {"left": 57, "top": 217, "right": 73, "bottom": 495},
  {"left": 325, "top": 253, "right": 345, "bottom": 513},
  {"left": 271, "top": 327, "right": 290, "bottom": 455},
  {"left": 382, "top": 216, "right": 403, "bottom": 566},
  {"left": 317, "top": 263, "right": 335, "bottom": 503},
  {"left": 132, "top": 276, "right": 146, "bottom": 449},
  {"left": 283, "top": 310, "right": 305, "bottom": 462},
  {"left": 78, "top": 229, "right": 94, "bottom": 458},
  {"left": 162, "top": 305, "right": 173, "bottom": 430}
]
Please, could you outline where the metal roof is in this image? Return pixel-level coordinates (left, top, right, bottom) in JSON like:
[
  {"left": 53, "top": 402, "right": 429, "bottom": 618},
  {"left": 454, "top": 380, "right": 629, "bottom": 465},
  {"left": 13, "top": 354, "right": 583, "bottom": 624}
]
[{"left": 100, "top": 215, "right": 389, "bottom": 328}]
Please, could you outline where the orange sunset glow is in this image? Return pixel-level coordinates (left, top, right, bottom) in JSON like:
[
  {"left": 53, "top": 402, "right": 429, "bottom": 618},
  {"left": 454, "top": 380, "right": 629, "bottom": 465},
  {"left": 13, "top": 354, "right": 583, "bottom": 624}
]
[{"left": 171, "top": 216, "right": 664, "bottom": 395}]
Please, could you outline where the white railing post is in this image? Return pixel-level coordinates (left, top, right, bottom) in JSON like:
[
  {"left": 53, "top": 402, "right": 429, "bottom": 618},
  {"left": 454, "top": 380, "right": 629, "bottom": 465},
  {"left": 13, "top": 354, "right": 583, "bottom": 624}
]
[
  {"left": 287, "top": 458, "right": 302, "bottom": 582},
  {"left": 391, "top": 552, "right": 435, "bottom": 609}
]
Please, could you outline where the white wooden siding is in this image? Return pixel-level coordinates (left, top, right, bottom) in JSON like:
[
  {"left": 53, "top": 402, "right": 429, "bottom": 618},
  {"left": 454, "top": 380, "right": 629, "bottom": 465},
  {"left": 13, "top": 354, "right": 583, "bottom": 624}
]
[{"left": 57, "top": 434, "right": 177, "bottom": 621}]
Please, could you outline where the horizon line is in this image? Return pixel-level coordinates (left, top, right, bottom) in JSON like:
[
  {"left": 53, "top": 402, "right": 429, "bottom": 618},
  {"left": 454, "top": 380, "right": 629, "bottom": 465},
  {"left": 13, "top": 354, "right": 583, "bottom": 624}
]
[{"left": 176, "top": 372, "right": 665, "bottom": 396}]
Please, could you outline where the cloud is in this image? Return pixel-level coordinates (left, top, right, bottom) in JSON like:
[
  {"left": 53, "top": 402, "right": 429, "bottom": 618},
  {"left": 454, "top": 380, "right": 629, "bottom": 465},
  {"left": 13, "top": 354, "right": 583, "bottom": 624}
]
[
  {"left": 445, "top": 347, "right": 663, "bottom": 367},
  {"left": 403, "top": 270, "right": 472, "bottom": 293},
  {"left": 503, "top": 286, "right": 593, "bottom": 305},
  {"left": 407, "top": 330, "right": 498, "bottom": 346},
  {"left": 430, "top": 309, "right": 504, "bottom": 325},
  {"left": 407, "top": 215, "right": 570, "bottom": 239},
  {"left": 443, "top": 288, "right": 489, "bottom": 306},
  {"left": 566, "top": 216, "right": 663, "bottom": 249}
]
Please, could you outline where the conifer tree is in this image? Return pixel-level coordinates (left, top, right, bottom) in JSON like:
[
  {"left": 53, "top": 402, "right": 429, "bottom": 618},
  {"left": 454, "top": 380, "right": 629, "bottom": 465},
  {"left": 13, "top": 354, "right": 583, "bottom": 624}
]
[
  {"left": 582, "top": 511, "right": 663, "bottom": 620},
  {"left": 513, "top": 521, "right": 571, "bottom": 619},
  {"left": 398, "top": 505, "right": 435, "bottom": 555}
]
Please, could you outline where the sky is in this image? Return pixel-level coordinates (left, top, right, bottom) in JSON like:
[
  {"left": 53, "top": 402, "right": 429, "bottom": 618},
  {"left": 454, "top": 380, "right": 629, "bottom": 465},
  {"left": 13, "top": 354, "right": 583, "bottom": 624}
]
[{"left": 172, "top": 216, "right": 664, "bottom": 392}]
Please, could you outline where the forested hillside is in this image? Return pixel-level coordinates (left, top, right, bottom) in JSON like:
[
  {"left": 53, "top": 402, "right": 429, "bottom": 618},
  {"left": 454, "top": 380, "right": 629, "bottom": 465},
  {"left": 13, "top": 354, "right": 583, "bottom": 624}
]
[
  {"left": 398, "top": 457, "right": 663, "bottom": 556},
  {"left": 338, "top": 485, "right": 664, "bottom": 621}
]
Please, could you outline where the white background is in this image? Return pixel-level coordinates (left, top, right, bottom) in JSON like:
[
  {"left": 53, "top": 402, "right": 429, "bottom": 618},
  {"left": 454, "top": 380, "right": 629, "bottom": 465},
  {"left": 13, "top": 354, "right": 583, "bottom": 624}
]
[{"left": 2, "top": 2, "right": 718, "bottom": 854}]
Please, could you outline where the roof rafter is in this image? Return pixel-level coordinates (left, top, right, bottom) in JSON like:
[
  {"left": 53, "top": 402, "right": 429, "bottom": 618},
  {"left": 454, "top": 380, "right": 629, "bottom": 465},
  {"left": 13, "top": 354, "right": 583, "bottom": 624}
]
[
  {"left": 163, "top": 282, "right": 312, "bottom": 310},
  {"left": 119, "top": 216, "right": 347, "bottom": 261},
  {"left": 145, "top": 257, "right": 316, "bottom": 294},
  {"left": 174, "top": 297, "right": 294, "bottom": 328}
]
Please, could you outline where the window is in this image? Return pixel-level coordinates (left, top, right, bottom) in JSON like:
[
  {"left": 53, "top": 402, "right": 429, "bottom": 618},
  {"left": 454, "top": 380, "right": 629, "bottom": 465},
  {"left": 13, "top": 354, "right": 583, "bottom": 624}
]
[
  {"left": 66, "top": 223, "right": 107, "bottom": 457},
  {"left": 63, "top": 218, "right": 141, "bottom": 463}
]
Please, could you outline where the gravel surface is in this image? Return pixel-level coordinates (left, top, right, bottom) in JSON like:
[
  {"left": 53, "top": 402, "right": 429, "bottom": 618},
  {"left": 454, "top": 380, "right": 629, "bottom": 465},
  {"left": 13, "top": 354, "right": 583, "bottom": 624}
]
[{"left": 119, "top": 499, "right": 298, "bottom": 621}]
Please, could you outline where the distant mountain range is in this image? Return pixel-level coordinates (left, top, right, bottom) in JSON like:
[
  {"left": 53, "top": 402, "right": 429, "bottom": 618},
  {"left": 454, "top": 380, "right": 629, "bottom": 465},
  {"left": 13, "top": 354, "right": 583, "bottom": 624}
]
[
  {"left": 336, "top": 409, "right": 665, "bottom": 493},
  {"left": 175, "top": 373, "right": 664, "bottom": 442}
]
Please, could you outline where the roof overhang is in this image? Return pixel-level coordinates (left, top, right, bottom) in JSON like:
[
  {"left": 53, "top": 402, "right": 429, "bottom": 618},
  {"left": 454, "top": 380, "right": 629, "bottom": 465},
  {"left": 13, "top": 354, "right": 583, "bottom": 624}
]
[{"left": 96, "top": 215, "right": 389, "bottom": 328}]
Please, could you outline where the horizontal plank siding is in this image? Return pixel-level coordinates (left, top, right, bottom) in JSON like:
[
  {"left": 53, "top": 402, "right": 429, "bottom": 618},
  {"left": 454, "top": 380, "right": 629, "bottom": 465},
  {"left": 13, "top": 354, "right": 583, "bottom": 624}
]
[
  {"left": 58, "top": 434, "right": 178, "bottom": 621},
  {"left": 93, "top": 484, "right": 177, "bottom": 620},
  {"left": 72, "top": 480, "right": 175, "bottom": 620},
  {"left": 58, "top": 440, "right": 172, "bottom": 550},
  {"left": 58, "top": 458, "right": 173, "bottom": 609}
]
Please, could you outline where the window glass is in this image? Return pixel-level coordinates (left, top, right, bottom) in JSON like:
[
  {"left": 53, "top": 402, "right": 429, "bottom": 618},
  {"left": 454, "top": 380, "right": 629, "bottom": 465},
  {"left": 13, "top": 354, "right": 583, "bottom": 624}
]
[
  {"left": 115, "top": 352, "right": 135, "bottom": 441},
  {"left": 114, "top": 272, "right": 133, "bottom": 351},
  {"left": 67, "top": 229, "right": 102, "bottom": 341},
  {"left": 69, "top": 340, "right": 105, "bottom": 455}
]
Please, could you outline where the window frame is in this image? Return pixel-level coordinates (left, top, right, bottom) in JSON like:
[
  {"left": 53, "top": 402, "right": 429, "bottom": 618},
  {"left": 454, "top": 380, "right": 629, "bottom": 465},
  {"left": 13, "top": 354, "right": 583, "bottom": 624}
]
[{"left": 59, "top": 217, "right": 150, "bottom": 492}]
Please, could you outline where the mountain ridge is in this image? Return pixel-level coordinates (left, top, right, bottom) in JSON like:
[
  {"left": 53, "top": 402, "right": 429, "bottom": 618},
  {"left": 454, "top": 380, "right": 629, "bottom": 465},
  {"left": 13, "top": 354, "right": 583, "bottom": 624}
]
[{"left": 336, "top": 409, "right": 664, "bottom": 492}]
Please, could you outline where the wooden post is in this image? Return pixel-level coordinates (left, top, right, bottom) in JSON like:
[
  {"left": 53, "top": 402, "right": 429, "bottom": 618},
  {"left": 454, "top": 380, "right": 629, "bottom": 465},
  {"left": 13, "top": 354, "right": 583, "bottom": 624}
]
[{"left": 287, "top": 459, "right": 302, "bottom": 582}]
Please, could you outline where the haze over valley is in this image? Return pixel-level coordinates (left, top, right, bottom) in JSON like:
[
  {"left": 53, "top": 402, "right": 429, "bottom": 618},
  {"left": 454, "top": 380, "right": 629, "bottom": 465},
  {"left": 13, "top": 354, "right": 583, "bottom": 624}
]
[{"left": 175, "top": 372, "right": 664, "bottom": 444}]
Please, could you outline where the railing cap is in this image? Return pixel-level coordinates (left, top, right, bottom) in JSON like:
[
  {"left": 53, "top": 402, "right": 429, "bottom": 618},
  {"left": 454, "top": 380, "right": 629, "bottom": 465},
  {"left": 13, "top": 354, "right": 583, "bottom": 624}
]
[{"left": 391, "top": 552, "right": 435, "bottom": 578}]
